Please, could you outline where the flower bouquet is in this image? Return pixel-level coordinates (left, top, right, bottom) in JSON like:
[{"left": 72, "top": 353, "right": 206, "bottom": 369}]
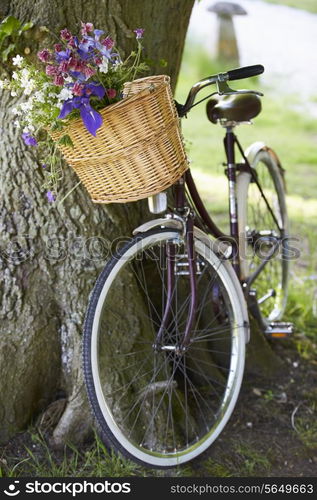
[{"left": 2, "top": 22, "right": 188, "bottom": 204}]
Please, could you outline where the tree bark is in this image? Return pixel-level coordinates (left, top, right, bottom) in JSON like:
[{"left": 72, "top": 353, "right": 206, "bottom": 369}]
[{"left": 0, "top": 0, "right": 195, "bottom": 446}]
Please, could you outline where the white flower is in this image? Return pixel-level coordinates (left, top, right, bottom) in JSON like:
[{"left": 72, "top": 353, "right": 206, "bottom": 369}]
[
  {"left": 21, "top": 76, "right": 35, "bottom": 95},
  {"left": 20, "top": 101, "right": 33, "bottom": 112},
  {"left": 58, "top": 88, "right": 73, "bottom": 101},
  {"left": 12, "top": 105, "right": 22, "bottom": 116},
  {"left": 12, "top": 55, "right": 24, "bottom": 67},
  {"left": 99, "top": 57, "right": 109, "bottom": 74},
  {"left": 11, "top": 90, "right": 17, "bottom": 97},
  {"left": 13, "top": 119, "right": 21, "bottom": 128},
  {"left": 0, "top": 79, "right": 10, "bottom": 89},
  {"left": 25, "top": 114, "right": 34, "bottom": 123},
  {"left": 22, "top": 124, "right": 35, "bottom": 133},
  {"left": 34, "top": 91, "right": 45, "bottom": 103},
  {"left": 64, "top": 76, "right": 73, "bottom": 83},
  {"left": 12, "top": 72, "right": 19, "bottom": 80},
  {"left": 21, "top": 68, "right": 29, "bottom": 79},
  {"left": 113, "top": 58, "right": 122, "bottom": 71}
]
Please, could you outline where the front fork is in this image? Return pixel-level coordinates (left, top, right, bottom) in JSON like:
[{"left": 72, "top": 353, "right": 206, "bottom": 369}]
[
  {"left": 154, "top": 211, "right": 197, "bottom": 353},
  {"left": 153, "top": 126, "right": 241, "bottom": 351}
]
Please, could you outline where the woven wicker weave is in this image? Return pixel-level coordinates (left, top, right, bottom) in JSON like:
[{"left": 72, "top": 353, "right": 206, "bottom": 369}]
[{"left": 50, "top": 75, "right": 188, "bottom": 203}]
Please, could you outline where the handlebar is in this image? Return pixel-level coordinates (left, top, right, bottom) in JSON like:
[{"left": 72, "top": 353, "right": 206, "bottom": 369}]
[
  {"left": 227, "top": 64, "right": 264, "bottom": 81},
  {"left": 178, "top": 64, "right": 264, "bottom": 117}
]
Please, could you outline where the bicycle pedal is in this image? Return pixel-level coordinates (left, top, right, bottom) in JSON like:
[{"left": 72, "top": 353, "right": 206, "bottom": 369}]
[
  {"left": 264, "top": 322, "right": 294, "bottom": 338},
  {"left": 174, "top": 255, "right": 203, "bottom": 276}
]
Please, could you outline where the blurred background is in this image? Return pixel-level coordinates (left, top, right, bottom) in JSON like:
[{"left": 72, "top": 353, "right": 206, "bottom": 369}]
[{"left": 176, "top": 0, "right": 317, "bottom": 339}]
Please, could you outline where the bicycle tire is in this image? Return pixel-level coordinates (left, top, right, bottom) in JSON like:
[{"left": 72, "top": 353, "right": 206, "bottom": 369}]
[
  {"left": 237, "top": 145, "right": 289, "bottom": 323},
  {"left": 83, "top": 228, "right": 247, "bottom": 468}
]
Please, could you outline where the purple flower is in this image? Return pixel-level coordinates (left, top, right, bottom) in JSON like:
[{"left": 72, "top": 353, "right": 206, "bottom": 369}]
[
  {"left": 59, "top": 60, "right": 70, "bottom": 73},
  {"left": 60, "top": 28, "right": 72, "bottom": 41},
  {"left": 58, "top": 93, "right": 104, "bottom": 136},
  {"left": 46, "top": 65, "right": 59, "bottom": 76},
  {"left": 81, "top": 22, "right": 94, "bottom": 35},
  {"left": 46, "top": 191, "right": 56, "bottom": 203},
  {"left": 133, "top": 28, "right": 144, "bottom": 40},
  {"left": 93, "top": 29, "right": 104, "bottom": 40},
  {"left": 55, "top": 48, "right": 71, "bottom": 63},
  {"left": 86, "top": 82, "right": 106, "bottom": 98},
  {"left": 54, "top": 74, "right": 64, "bottom": 86},
  {"left": 42, "top": 164, "right": 47, "bottom": 169},
  {"left": 54, "top": 43, "right": 63, "bottom": 52},
  {"left": 83, "top": 66, "right": 96, "bottom": 79},
  {"left": 101, "top": 36, "right": 114, "bottom": 49},
  {"left": 106, "top": 88, "right": 116, "bottom": 99},
  {"left": 22, "top": 133, "right": 38, "bottom": 147},
  {"left": 37, "top": 49, "right": 51, "bottom": 63},
  {"left": 73, "top": 81, "right": 85, "bottom": 96}
]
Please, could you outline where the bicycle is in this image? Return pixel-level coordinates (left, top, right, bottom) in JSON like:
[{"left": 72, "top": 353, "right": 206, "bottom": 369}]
[{"left": 83, "top": 64, "right": 293, "bottom": 468}]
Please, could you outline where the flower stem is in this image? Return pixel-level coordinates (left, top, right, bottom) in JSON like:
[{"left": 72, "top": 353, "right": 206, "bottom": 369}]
[{"left": 58, "top": 180, "right": 82, "bottom": 205}]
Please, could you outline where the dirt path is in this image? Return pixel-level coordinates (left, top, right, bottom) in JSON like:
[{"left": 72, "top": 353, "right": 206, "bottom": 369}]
[{"left": 192, "top": 339, "right": 317, "bottom": 477}]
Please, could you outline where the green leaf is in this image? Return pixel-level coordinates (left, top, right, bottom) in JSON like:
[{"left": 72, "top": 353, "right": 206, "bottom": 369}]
[
  {"left": 20, "top": 21, "right": 33, "bottom": 33},
  {"left": 57, "top": 134, "right": 74, "bottom": 148},
  {"left": 1, "top": 43, "right": 16, "bottom": 62},
  {"left": 0, "top": 16, "right": 21, "bottom": 36},
  {"left": 51, "top": 119, "right": 64, "bottom": 131}
]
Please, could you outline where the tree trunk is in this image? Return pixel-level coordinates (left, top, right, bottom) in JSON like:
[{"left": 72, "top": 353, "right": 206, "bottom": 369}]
[{"left": 0, "top": 0, "right": 194, "bottom": 446}]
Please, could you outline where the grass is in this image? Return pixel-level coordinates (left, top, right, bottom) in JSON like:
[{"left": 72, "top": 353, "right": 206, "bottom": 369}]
[
  {"left": 0, "top": 429, "right": 194, "bottom": 478},
  {"left": 264, "top": 0, "right": 317, "bottom": 14},
  {"left": 0, "top": 431, "right": 144, "bottom": 477},
  {"left": 198, "top": 442, "right": 272, "bottom": 477},
  {"left": 293, "top": 402, "right": 317, "bottom": 450},
  {"left": 233, "top": 442, "right": 272, "bottom": 476}
]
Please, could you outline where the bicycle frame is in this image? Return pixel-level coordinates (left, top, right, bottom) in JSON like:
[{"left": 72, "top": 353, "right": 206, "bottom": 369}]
[
  {"left": 183, "top": 130, "right": 283, "bottom": 283},
  {"left": 139, "top": 128, "right": 286, "bottom": 348},
  {"left": 162, "top": 128, "right": 286, "bottom": 344}
]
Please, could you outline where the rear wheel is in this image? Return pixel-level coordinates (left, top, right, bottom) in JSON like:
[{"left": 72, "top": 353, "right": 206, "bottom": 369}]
[
  {"left": 83, "top": 229, "right": 247, "bottom": 468},
  {"left": 237, "top": 147, "right": 289, "bottom": 323}
]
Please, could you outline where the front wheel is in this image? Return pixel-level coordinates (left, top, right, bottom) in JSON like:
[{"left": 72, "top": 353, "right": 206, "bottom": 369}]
[
  {"left": 83, "top": 229, "right": 247, "bottom": 468},
  {"left": 237, "top": 145, "right": 289, "bottom": 323}
]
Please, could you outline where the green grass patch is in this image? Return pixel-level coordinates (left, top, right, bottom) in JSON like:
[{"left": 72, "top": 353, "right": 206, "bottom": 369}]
[
  {"left": 199, "top": 441, "right": 272, "bottom": 477},
  {"left": 0, "top": 431, "right": 144, "bottom": 477},
  {"left": 293, "top": 402, "right": 317, "bottom": 450},
  {"left": 233, "top": 441, "right": 272, "bottom": 476},
  {"left": 264, "top": 0, "right": 317, "bottom": 14},
  {"left": 0, "top": 430, "right": 195, "bottom": 478}
]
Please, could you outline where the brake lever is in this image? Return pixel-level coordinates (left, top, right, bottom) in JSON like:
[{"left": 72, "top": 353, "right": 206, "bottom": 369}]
[{"left": 217, "top": 79, "right": 263, "bottom": 96}]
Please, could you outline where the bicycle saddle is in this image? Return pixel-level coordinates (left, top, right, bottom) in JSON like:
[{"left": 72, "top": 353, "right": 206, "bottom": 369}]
[{"left": 206, "top": 92, "right": 262, "bottom": 124}]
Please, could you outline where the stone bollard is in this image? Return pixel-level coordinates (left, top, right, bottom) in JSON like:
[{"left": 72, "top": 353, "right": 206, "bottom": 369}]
[{"left": 208, "top": 1, "right": 247, "bottom": 64}]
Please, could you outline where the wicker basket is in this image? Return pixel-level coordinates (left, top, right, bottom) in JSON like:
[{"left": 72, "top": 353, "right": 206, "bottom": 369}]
[{"left": 50, "top": 75, "right": 188, "bottom": 203}]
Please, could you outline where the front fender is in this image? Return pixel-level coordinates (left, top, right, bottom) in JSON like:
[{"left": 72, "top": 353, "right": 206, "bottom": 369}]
[{"left": 132, "top": 217, "right": 183, "bottom": 236}]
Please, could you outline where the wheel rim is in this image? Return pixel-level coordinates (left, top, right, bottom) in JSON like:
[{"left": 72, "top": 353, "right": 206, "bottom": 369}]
[
  {"left": 243, "top": 155, "right": 288, "bottom": 321},
  {"left": 89, "top": 232, "right": 245, "bottom": 466}
]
